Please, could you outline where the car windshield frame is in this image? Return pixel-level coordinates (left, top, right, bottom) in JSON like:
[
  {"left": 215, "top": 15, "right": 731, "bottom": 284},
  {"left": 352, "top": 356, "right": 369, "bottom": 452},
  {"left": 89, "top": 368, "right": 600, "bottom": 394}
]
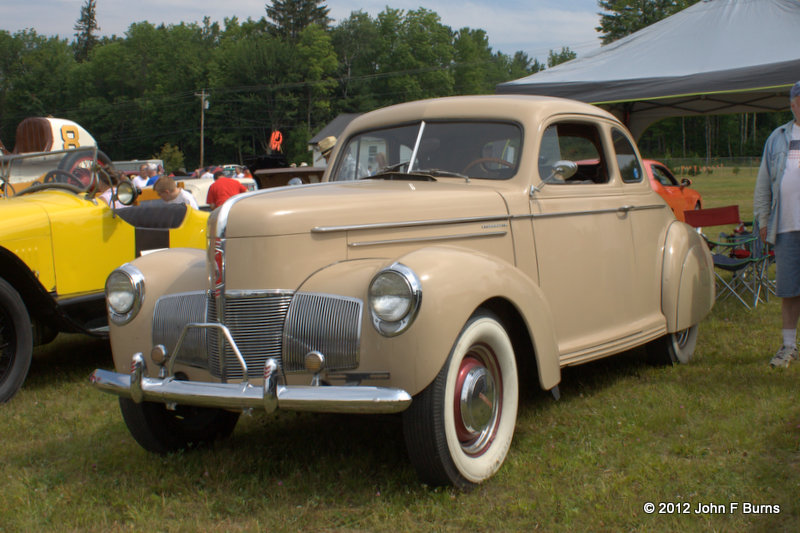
[
  {"left": 0, "top": 147, "right": 104, "bottom": 196},
  {"left": 330, "top": 120, "right": 523, "bottom": 182}
]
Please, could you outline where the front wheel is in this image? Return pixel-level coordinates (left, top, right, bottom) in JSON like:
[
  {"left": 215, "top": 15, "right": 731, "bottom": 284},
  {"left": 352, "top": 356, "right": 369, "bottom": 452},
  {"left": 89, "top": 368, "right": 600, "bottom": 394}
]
[
  {"left": 646, "top": 325, "right": 698, "bottom": 365},
  {"left": 0, "top": 278, "right": 33, "bottom": 403},
  {"left": 119, "top": 398, "right": 240, "bottom": 454},
  {"left": 403, "top": 310, "right": 519, "bottom": 490}
]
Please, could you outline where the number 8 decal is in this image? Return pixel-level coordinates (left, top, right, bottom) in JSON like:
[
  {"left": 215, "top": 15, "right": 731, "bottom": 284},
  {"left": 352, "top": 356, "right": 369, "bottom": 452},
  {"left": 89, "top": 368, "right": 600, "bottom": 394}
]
[{"left": 60, "top": 125, "right": 80, "bottom": 150}]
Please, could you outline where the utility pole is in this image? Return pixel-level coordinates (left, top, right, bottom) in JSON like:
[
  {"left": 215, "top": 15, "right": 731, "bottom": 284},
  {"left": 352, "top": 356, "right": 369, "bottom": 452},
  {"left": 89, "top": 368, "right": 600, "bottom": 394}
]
[{"left": 195, "top": 90, "right": 209, "bottom": 168}]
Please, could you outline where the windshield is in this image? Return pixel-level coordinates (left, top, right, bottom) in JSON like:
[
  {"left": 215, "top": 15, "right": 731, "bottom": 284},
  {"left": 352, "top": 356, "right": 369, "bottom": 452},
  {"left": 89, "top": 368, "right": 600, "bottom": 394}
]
[
  {"left": 0, "top": 147, "right": 104, "bottom": 197},
  {"left": 330, "top": 121, "right": 522, "bottom": 181}
]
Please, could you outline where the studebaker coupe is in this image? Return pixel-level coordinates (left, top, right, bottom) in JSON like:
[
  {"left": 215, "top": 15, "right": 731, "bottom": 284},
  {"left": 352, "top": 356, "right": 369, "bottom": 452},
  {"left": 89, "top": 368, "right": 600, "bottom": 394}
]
[
  {"left": 91, "top": 95, "right": 714, "bottom": 489},
  {"left": 0, "top": 156, "right": 209, "bottom": 403}
]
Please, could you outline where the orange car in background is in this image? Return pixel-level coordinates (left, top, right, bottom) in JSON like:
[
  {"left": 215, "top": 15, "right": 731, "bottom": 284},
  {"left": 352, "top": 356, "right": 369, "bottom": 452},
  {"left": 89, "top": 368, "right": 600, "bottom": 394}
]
[{"left": 644, "top": 159, "right": 702, "bottom": 221}]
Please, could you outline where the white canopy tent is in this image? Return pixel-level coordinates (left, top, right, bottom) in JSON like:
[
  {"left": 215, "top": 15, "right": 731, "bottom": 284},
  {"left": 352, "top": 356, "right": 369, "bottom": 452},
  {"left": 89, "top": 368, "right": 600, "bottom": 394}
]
[{"left": 496, "top": 0, "right": 800, "bottom": 138}]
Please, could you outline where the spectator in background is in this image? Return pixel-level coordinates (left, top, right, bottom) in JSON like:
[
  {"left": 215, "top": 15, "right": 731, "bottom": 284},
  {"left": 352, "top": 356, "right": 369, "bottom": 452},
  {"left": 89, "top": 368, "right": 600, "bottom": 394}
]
[
  {"left": 754, "top": 80, "right": 800, "bottom": 368},
  {"left": 200, "top": 166, "right": 216, "bottom": 180},
  {"left": 154, "top": 176, "right": 198, "bottom": 209},
  {"left": 145, "top": 163, "right": 161, "bottom": 186},
  {"left": 132, "top": 163, "right": 150, "bottom": 189},
  {"left": 318, "top": 136, "right": 336, "bottom": 164},
  {"left": 207, "top": 169, "right": 247, "bottom": 209},
  {"left": 98, "top": 169, "right": 125, "bottom": 208}
]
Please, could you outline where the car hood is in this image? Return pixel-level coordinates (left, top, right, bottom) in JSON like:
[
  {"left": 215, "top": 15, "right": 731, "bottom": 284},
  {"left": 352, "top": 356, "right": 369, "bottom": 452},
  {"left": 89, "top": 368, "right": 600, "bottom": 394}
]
[
  {"left": 0, "top": 191, "right": 87, "bottom": 240},
  {"left": 222, "top": 180, "right": 510, "bottom": 238}
]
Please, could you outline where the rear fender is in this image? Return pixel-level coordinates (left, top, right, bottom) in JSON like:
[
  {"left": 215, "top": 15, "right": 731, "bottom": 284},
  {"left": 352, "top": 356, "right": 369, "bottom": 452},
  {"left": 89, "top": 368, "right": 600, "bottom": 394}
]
[{"left": 661, "top": 221, "right": 715, "bottom": 331}]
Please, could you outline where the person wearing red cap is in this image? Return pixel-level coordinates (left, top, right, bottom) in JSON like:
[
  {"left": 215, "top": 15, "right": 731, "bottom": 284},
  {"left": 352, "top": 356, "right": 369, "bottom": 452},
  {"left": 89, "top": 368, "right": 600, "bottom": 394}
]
[{"left": 206, "top": 169, "right": 247, "bottom": 209}]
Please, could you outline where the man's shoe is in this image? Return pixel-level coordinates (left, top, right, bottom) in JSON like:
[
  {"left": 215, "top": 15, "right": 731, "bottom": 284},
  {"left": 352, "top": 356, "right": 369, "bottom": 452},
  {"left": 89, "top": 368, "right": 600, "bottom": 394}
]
[{"left": 769, "top": 345, "right": 799, "bottom": 368}]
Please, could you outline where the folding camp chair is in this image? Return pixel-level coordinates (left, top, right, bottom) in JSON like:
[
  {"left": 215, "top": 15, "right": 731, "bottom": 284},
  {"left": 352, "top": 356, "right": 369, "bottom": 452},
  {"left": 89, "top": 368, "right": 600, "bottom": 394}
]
[{"left": 683, "top": 205, "right": 770, "bottom": 309}]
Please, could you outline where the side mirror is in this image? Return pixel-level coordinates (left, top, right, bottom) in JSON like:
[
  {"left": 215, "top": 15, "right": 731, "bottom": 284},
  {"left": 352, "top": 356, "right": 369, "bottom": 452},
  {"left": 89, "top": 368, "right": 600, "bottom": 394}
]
[
  {"left": 531, "top": 160, "right": 578, "bottom": 195},
  {"left": 114, "top": 181, "right": 138, "bottom": 206},
  {"left": 680, "top": 178, "right": 692, "bottom": 187}
]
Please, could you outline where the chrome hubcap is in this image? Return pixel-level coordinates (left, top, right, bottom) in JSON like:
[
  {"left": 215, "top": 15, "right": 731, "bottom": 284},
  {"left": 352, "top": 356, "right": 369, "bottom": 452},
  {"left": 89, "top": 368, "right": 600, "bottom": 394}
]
[
  {"left": 460, "top": 364, "right": 495, "bottom": 435},
  {"left": 454, "top": 352, "right": 500, "bottom": 455}
]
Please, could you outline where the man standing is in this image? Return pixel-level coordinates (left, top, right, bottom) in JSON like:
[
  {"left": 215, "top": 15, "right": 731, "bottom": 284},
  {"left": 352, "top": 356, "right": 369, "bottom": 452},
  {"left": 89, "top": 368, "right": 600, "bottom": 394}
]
[
  {"left": 206, "top": 169, "right": 247, "bottom": 209},
  {"left": 754, "top": 81, "right": 800, "bottom": 368},
  {"left": 154, "top": 177, "right": 198, "bottom": 209}
]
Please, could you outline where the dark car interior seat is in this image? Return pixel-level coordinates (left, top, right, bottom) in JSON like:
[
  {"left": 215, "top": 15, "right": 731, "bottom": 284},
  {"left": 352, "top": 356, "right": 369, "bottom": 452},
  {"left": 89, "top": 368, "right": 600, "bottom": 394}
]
[
  {"left": 114, "top": 204, "right": 189, "bottom": 256},
  {"left": 12, "top": 118, "right": 54, "bottom": 154},
  {"left": 114, "top": 203, "right": 188, "bottom": 229}
]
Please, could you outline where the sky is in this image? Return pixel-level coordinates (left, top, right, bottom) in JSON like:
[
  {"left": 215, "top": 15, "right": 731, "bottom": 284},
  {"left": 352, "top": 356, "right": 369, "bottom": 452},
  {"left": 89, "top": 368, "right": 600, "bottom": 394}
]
[{"left": 1, "top": 0, "right": 605, "bottom": 62}]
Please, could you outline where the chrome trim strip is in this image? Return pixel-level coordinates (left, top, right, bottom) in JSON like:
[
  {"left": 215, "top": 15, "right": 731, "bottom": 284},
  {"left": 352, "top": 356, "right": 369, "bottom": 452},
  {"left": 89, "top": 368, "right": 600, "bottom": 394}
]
[
  {"left": 350, "top": 230, "right": 508, "bottom": 248},
  {"left": 90, "top": 368, "right": 412, "bottom": 414},
  {"left": 312, "top": 215, "right": 510, "bottom": 233},
  {"left": 525, "top": 204, "right": 667, "bottom": 220}
]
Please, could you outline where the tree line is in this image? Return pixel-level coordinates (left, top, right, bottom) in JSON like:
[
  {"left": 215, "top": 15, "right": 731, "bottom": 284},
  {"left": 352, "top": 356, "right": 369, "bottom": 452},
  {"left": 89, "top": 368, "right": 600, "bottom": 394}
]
[{"left": 0, "top": 0, "right": 790, "bottom": 171}]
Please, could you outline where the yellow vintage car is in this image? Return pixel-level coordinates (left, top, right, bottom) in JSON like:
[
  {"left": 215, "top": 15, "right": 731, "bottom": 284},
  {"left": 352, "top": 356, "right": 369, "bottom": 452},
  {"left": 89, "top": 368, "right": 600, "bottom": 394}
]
[{"left": 0, "top": 153, "right": 208, "bottom": 402}]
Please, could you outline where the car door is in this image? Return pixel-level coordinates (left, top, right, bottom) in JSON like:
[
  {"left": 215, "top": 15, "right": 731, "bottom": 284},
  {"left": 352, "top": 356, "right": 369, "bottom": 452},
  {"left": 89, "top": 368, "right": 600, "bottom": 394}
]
[{"left": 529, "top": 119, "right": 653, "bottom": 365}]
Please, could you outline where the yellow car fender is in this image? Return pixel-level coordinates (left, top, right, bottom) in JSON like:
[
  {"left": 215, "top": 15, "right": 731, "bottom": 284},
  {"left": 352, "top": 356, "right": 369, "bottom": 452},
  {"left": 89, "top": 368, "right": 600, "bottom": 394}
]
[{"left": 297, "top": 245, "right": 560, "bottom": 397}]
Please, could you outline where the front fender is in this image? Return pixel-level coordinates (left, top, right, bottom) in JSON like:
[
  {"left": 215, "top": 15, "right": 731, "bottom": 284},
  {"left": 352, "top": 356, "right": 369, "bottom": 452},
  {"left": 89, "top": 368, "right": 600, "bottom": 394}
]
[
  {"left": 297, "top": 245, "right": 560, "bottom": 396},
  {"left": 108, "top": 248, "right": 207, "bottom": 373},
  {"left": 661, "top": 221, "right": 715, "bottom": 331}
]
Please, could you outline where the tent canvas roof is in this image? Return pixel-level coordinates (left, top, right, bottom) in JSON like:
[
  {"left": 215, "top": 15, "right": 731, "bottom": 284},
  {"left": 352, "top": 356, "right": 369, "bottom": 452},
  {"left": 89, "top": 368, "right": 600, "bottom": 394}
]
[{"left": 496, "top": 0, "right": 800, "bottom": 137}]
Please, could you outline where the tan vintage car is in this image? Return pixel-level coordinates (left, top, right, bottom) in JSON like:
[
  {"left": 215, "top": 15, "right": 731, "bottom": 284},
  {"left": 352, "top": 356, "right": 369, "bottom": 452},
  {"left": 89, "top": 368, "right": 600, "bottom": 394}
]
[{"left": 91, "top": 95, "right": 715, "bottom": 489}]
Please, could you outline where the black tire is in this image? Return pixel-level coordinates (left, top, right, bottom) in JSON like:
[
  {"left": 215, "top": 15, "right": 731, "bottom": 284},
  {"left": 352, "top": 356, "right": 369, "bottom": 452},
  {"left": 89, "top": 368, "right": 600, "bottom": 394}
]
[
  {"left": 119, "top": 398, "right": 240, "bottom": 454},
  {"left": 0, "top": 278, "right": 33, "bottom": 403},
  {"left": 646, "top": 325, "right": 698, "bottom": 365},
  {"left": 403, "top": 310, "right": 519, "bottom": 490}
]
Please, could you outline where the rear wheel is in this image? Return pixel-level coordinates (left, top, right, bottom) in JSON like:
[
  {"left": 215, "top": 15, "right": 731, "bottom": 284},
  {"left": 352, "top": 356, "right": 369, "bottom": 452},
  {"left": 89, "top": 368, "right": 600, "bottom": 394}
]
[
  {"left": 646, "top": 325, "right": 698, "bottom": 365},
  {"left": 119, "top": 398, "right": 240, "bottom": 454},
  {"left": 403, "top": 310, "right": 519, "bottom": 490},
  {"left": 0, "top": 278, "right": 33, "bottom": 403}
]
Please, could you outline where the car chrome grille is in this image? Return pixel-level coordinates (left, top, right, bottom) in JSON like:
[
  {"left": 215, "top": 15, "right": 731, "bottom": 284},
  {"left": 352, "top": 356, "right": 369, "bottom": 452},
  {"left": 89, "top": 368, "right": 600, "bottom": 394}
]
[
  {"left": 152, "top": 291, "right": 209, "bottom": 368},
  {"left": 152, "top": 290, "right": 363, "bottom": 380},
  {"left": 207, "top": 291, "right": 293, "bottom": 380},
  {"left": 282, "top": 292, "right": 362, "bottom": 372}
]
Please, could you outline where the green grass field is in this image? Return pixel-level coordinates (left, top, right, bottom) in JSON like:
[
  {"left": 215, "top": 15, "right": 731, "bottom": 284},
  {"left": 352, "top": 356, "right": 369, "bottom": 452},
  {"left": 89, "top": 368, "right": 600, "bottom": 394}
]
[{"left": 1, "top": 167, "right": 798, "bottom": 532}]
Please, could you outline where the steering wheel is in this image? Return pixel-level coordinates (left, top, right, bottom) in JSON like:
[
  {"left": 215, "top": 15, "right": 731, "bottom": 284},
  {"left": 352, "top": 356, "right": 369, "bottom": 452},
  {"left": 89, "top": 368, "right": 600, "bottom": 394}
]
[
  {"left": 461, "top": 157, "right": 514, "bottom": 175},
  {"left": 43, "top": 169, "right": 84, "bottom": 187},
  {"left": 0, "top": 180, "right": 15, "bottom": 198}
]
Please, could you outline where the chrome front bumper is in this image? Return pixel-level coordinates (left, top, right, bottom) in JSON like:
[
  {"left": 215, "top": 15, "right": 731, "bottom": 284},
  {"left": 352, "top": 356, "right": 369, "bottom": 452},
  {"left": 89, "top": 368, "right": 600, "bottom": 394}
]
[
  {"left": 90, "top": 322, "right": 412, "bottom": 415},
  {"left": 91, "top": 356, "right": 412, "bottom": 414}
]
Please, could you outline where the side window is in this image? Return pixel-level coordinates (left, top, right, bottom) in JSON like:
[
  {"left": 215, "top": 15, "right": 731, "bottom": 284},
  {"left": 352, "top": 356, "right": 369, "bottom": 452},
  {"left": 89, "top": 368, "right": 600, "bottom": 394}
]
[
  {"left": 652, "top": 165, "right": 678, "bottom": 186},
  {"left": 612, "top": 129, "right": 643, "bottom": 183},
  {"left": 538, "top": 122, "right": 609, "bottom": 185}
]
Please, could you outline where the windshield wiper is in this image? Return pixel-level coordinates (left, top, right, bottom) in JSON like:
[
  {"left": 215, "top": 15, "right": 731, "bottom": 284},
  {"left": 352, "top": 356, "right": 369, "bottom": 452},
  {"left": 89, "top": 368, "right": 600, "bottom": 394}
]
[{"left": 364, "top": 171, "right": 436, "bottom": 182}]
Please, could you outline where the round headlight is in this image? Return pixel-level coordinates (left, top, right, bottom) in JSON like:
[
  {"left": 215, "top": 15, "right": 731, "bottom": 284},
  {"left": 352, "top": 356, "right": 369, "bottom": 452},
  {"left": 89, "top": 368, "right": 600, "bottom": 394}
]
[
  {"left": 368, "top": 264, "right": 421, "bottom": 336},
  {"left": 105, "top": 265, "right": 144, "bottom": 324},
  {"left": 370, "top": 271, "right": 412, "bottom": 322},
  {"left": 107, "top": 270, "right": 135, "bottom": 313}
]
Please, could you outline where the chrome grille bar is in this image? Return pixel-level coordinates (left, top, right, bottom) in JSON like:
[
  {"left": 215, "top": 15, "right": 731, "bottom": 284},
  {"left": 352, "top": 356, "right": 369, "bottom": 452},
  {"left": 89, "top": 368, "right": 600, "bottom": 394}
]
[
  {"left": 152, "top": 291, "right": 209, "bottom": 368},
  {"left": 282, "top": 292, "right": 362, "bottom": 372},
  {"left": 208, "top": 292, "right": 293, "bottom": 380}
]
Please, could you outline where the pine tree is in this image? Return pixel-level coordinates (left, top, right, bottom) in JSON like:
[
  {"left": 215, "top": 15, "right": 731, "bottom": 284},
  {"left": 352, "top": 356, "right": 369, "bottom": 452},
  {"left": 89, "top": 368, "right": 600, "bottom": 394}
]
[
  {"left": 265, "top": 0, "right": 330, "bottom": 42},
  {"left": 73, "top": 0, "right": 100, "bottom": 62},
  {"left": 597, "top": 0, "right": 699, "bottom": 44}
]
